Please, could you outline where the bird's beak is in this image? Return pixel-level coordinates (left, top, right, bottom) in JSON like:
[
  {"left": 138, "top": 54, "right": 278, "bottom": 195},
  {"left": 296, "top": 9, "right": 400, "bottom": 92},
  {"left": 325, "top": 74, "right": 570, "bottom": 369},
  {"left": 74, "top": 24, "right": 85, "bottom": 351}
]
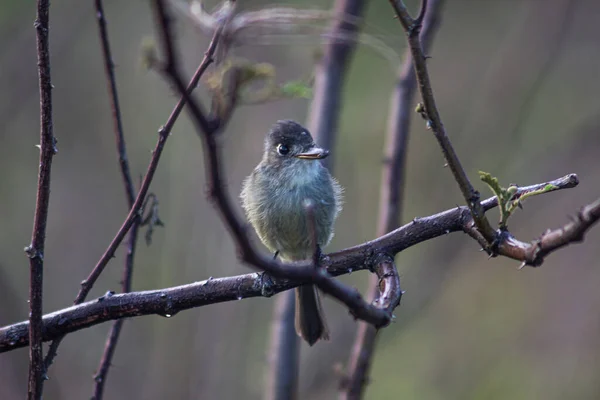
[{"left": 296, "top": 147, "right": 329, "bottom": 160}]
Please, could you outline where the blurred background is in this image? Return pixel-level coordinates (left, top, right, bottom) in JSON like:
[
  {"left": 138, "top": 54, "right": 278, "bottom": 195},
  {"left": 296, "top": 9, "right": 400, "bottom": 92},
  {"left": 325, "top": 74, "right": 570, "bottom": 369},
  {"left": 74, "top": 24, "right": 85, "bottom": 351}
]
[{"left": 1, "top": 0, "right": 600, "bottom": 399}]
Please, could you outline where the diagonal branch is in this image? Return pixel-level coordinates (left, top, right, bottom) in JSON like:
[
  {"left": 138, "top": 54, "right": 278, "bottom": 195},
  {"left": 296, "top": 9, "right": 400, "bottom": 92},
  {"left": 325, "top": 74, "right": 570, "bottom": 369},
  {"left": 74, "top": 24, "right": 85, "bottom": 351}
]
[
  {"left": 27, "top": 0, "right": 56, "bottom": 398},
  {"left": 41, "top": 14, "right": 224, "bottom": 374},
  {"left": 0, "top": 173, "right": 581, "bottom": 354},
  {"left": 341, "top": 1, "right": 444, "bottom": 397}
]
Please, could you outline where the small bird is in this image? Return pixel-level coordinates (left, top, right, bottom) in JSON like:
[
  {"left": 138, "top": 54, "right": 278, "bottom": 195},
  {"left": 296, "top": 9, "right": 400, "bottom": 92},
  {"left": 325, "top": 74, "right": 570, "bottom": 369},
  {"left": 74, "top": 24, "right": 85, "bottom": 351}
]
[{"left": 240, "top": 120, "right": 343, "bottom": 346}]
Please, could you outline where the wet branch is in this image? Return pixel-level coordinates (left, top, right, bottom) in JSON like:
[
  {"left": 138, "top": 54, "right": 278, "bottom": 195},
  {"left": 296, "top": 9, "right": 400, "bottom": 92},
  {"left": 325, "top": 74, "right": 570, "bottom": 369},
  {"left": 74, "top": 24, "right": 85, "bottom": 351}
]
[{"left": 0, "top": 173, "right": 580, "bottom": 353}]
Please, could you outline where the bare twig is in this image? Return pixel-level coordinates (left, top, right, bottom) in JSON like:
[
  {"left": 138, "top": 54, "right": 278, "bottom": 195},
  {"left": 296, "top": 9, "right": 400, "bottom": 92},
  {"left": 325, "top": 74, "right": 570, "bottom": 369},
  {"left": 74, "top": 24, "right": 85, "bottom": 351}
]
[
  {"left": 341, "top": 1, "right": 444, "bottom": 398},
  {"left": 41, "top": 15, "right": 223, "bottom": 373},
  {"left": 389, "top": 0, "right": 496, "bottom": 243},
  {"left": 95, "top": 0, "right": 135, "bottom": 207},
  {"left": 26, "top": 0, "right": 56, "bottom": 398},
  {"left": 91, "top": 1, "right": 141, "bottom": 397},
  {"left": 0, "top": 173, "right": 580, "bottom": 353}
]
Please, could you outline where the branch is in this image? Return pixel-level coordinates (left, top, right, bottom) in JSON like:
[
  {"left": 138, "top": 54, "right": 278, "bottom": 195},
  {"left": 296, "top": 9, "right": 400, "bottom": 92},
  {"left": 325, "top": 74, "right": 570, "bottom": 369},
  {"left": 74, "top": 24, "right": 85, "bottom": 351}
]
[
  {"left": 0, "top": 174, "right": 579, "bottom": 353},
  {"left": 151, "top": 0, "right": 391, "bottom": 331},
  {"left": 91, "top": 1, "right": 140, "bottom": 397},
  {"left": 341, "top": 1, "right": 444, "bottom": 396},
  {"left": 389, "top": 0, "right": 496, "bottom": 243},
  {"left": 95, "top": 0, "right": 135, "bottom": 208},
  {"left": 490, "top": 197, "right": 600, "bottom": 268},
  {"left": 41, "top": 13, "right": 223, "bottom": 373},
  {"left": 27, "top": 0, "right": 56, "bottom": 398}
]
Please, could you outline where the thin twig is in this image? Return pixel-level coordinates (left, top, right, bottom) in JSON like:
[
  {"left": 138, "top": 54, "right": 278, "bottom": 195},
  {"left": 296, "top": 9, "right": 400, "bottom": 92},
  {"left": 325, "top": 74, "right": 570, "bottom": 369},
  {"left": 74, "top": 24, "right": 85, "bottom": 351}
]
[
  {"left": 414, "top": 0, "right": 429, "bottom": 26},
  {"left": 0, "top": 174, "right": 587, "bottom": 353},
  {"left": 41, "top": 16, "right": 223, "bottom": 373},
  {"left": 95, "top": 0, "right": 135, "bottom": 207},
  {"left": 341, "top": 1, "right": 444, "bottom": 398},
  {"left": 389, "top": 0, "right": 496, "bottom": 243},
  {"left": 91, "top": 1, "right": 139, "bottom": 397},
  {"left": 27, "top": 0, "right": 56, "bottom": 398}
]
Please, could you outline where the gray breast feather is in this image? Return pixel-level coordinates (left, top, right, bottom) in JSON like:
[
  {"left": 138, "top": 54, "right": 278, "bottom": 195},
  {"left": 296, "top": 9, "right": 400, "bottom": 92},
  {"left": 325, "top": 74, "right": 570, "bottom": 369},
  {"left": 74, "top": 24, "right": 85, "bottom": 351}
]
[{"left": 241, "top": 163, "right": 342, "bottom": 261}]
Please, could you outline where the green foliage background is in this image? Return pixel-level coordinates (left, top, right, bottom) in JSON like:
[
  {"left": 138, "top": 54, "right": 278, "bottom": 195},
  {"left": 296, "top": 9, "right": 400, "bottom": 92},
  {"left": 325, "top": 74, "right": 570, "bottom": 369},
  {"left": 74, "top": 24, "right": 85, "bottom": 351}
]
[{"left": 1, "top": 1, "right": 599, "bottom": 399}]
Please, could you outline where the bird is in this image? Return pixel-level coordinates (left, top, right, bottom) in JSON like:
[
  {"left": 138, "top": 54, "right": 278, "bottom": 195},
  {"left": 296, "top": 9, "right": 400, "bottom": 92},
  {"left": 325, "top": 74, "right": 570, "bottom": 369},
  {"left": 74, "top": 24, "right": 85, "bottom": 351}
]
[{"left": 240, "top": 120, "right": 343, "bottom": 345}]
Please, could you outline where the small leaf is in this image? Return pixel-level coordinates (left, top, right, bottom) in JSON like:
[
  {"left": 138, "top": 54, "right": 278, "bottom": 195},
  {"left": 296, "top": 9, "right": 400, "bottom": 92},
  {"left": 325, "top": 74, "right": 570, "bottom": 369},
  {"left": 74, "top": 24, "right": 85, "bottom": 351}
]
[{"left": 281, "top": 80, "right": 312, "bottom": 99}]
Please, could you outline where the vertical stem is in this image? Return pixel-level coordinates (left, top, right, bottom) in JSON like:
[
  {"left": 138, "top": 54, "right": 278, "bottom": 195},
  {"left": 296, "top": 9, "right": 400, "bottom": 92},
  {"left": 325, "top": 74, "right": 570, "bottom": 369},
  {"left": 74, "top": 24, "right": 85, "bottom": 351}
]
[{"left": 28, "top": 0, "right": 55, "bottom": 398}]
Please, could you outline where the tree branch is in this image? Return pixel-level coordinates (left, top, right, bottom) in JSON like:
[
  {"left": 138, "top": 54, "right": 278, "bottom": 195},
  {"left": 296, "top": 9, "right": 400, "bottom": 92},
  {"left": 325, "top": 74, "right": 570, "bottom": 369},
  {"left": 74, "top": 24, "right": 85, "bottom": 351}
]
[
  {"left": 41, "top": 13, "right": 223, "bottom": 373},
  {"left": 95, "top": 0, "right": 135, "bottom": 208},
  {"left": 341, "top": 1, "right": 444, "bottom": 397},
  {"left": 493, "top": 196, "right": 600, "bottom": 267},
  {"left": 27, "top": 0, "right": 56, "bottom": 398},
  {"left": 1, "top": 174, "right": 580, "bottom": 353},
  {"left": 389, "top": 0, "right": 496, "bottom": 243}
]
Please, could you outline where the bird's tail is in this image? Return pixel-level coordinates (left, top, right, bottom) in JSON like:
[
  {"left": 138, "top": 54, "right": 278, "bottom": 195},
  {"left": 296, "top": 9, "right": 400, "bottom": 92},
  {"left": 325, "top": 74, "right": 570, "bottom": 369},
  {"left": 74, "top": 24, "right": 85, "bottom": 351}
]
[{"left": 295, "top": 284, "right": 329, "bottom": 346}]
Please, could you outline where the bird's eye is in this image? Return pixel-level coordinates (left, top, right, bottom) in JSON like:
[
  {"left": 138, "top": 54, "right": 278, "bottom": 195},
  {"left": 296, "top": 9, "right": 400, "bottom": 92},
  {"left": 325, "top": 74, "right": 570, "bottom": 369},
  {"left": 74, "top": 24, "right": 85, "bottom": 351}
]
[{"left": 277, "top": 144, "right": 290, "bottom": 155}]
